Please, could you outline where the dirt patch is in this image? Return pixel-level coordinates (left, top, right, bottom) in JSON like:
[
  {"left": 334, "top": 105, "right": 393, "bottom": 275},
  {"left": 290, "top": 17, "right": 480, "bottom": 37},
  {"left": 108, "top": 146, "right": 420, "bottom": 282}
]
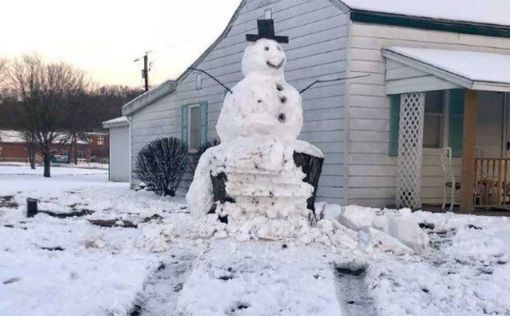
[
  {"left": 0, "top": 196, "right": 18, "bottom": 209},
  {"left": 39, "top": 209, "right": 94, "bottom": 218},
  {"left": 88, "top": 219, "right": 138, "bottom": 229},
  {"left": 40, "top": 246, "right": 65, "bottom": 251},
  {"left": 3, "top": 277, "right": 21, "bottom": 285}
]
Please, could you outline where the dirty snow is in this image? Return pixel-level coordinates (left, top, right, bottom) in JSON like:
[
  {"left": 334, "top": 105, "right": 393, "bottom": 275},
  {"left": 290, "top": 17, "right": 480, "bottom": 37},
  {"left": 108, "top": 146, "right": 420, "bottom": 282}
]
[{"left": 2, "top": 164, "right": 510, "bottom": 315}]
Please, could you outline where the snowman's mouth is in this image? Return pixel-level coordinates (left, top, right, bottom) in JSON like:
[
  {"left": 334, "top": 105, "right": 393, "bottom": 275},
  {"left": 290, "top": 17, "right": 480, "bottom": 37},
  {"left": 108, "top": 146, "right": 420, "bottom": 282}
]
[{"left": 266, "top": 59, "right": 284, "bottom": 70}]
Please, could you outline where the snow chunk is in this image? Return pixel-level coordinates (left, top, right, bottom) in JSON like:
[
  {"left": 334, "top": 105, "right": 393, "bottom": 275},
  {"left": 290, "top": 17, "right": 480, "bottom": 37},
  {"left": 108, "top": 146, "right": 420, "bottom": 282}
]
[{"left": 338, "top": 206, "right": 429, "bottom": 254}]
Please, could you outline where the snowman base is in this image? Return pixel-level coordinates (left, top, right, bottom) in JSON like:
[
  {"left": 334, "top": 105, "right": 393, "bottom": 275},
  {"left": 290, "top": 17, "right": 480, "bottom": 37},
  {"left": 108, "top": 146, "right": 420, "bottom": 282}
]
[
  {"left": 187, "top": 137, "right": 324, "bottom": 227},
  {"left": 209, "top": 151, "right": 324, "bottom": 219}
]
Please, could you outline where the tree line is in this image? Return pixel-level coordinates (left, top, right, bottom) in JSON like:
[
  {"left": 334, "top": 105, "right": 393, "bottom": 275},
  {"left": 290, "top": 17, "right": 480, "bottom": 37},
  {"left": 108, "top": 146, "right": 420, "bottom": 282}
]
[{"left": 0, "top": 54, "right": 143, "bottom": 177}]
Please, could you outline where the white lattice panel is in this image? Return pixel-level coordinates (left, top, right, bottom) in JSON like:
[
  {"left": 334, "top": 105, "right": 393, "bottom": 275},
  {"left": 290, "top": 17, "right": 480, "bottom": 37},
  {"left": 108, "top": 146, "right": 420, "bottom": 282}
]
[{"left": 396, "top": 92, "right": 425, "bottom": 209}]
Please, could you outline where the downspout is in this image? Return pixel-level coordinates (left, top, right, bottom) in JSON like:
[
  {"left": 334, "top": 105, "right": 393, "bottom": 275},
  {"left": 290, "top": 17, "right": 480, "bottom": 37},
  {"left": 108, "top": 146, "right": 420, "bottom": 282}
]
[{"left": 127, "top": 116, "right": 133, "bottom": 189}]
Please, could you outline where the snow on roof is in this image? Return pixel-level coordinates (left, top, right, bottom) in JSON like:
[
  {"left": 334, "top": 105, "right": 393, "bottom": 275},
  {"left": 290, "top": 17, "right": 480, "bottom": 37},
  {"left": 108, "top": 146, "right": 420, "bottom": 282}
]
[
  {"left": 102, "top": 116, "right": 129, "bottom": 129},
  {"left": 385, "top": 47, "right": 510, "bottom": 88},
  {"left": 342, "top": 0, "right": 510, "bottom": 27},
  {"left": 0, "top": 130, "right": 89, "bottom": 144},
  {"left": 0, "top": 130, "right": 24, "bottom": 143}
]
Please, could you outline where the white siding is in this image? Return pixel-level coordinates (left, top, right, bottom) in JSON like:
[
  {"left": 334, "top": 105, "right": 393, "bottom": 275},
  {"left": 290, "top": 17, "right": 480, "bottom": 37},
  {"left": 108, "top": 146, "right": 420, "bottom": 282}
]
[
  {"left": 130, "top": 0, "right": 351, "bottom": 203},
  {"left": 347, "top": 22, "right": 510, "bottom": 207}
]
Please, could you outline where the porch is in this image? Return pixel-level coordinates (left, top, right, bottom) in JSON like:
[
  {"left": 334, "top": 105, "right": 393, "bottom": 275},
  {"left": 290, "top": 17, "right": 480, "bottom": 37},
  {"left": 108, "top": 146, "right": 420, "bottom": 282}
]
[{"left": 383, "top": 47, "right": 510, "bottom": 212}]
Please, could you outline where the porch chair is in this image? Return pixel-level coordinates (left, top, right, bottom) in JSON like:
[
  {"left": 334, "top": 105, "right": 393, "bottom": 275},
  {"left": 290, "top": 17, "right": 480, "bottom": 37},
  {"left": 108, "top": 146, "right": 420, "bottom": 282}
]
[{"left": 440, "top": 147, "right": 461, "bottom": 211}]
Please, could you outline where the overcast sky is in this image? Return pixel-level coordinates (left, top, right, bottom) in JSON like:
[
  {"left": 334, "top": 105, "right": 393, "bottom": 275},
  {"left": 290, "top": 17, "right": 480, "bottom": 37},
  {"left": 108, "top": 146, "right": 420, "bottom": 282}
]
[{"left": 1, "top": 0, "right": 241, "bottom": 88}]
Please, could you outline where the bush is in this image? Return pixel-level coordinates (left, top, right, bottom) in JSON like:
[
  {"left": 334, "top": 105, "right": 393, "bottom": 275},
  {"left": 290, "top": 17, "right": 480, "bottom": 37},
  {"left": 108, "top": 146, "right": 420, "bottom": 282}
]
[{"left": 135, "top": 137, "right": 188, "bottom": 196}]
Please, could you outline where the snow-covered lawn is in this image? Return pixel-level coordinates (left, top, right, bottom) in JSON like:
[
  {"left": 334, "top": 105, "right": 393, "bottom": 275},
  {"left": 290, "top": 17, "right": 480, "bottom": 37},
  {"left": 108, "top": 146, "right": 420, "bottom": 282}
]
[{"left": 1, "top": 165, "right": 510, "bottom": 315}]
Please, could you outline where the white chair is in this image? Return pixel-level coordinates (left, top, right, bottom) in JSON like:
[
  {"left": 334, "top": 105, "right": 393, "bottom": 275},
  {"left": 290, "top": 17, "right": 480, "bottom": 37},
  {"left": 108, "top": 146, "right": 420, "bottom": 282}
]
[{"left": 440, "top": 147, "right": 461, "bottom": 211}]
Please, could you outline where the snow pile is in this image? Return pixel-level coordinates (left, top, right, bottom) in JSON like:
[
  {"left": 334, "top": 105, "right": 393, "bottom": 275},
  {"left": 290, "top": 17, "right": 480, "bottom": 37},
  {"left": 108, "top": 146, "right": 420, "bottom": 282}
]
[{"left": 338, "top": 206, "right": 429, "bottom": 254}]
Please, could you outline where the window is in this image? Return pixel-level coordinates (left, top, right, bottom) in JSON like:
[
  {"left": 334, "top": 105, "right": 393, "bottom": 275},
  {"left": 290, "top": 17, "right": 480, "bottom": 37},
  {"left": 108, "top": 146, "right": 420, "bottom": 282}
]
[
  {"left": 423, "top": 91, "right": 446, "bottom": 148},
  {"left": 77, "top": 151, "right": 86, "bottom": 159},
  {"left": 182, "top": 102, "right": 208, "bottom": 153},
  {"left": 97, "top": 136, "right": 104, "bottom": 145},
  {"left": 389, "top": 90, "right": 465, "bottom": 157},
  {"left": 188, "top": 105, "right": 201, "bottom": 153}
]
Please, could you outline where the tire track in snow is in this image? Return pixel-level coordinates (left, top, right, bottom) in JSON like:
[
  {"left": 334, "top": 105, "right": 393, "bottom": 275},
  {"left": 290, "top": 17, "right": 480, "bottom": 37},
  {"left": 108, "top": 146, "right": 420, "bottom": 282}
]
[
  {"left": 334, "top": 265, "right": 377, "bottom": 316},
  {"left": 131, "top": 251, "right": 197, "bottom": 316}
]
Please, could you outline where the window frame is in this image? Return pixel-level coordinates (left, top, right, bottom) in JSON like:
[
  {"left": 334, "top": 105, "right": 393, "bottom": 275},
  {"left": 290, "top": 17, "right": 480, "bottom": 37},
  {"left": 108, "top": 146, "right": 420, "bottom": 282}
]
[
  {"left": 187, "top": 104, "right": 201, "bottom": 153},
  {"left": 181, "top": 101, "right": 208, "bottom": 154}
]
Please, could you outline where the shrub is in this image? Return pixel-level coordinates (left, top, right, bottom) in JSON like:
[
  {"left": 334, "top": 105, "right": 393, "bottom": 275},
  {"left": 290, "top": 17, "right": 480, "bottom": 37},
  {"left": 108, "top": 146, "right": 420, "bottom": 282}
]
[{"left": 135, "top": 137, "right": 188, "bottom": 196}]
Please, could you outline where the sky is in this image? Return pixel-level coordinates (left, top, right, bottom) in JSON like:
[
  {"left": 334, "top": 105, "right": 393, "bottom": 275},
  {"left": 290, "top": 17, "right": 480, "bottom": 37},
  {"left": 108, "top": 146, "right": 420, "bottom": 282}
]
[{"left": 0, "top": 0, "right": 242, "bottom": 88}]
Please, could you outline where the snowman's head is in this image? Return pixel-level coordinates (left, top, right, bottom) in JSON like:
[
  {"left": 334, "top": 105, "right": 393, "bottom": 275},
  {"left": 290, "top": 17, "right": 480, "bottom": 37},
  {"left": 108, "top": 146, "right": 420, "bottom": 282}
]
[{"left": 241, "top": 38, "right": 286, "bottom": 77}]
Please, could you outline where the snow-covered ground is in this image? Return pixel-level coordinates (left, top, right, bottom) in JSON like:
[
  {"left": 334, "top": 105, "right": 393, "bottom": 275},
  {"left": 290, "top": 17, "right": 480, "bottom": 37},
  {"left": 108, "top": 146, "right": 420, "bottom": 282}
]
[{"left": 1, "top": 164, "right": 510, "bottom": 315}]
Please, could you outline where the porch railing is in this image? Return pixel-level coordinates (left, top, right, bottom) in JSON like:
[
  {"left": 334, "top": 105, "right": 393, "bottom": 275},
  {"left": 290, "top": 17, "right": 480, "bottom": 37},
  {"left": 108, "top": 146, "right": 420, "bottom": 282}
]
[{"left": 475, "top": 158, "right": 510, "bottom": 209}]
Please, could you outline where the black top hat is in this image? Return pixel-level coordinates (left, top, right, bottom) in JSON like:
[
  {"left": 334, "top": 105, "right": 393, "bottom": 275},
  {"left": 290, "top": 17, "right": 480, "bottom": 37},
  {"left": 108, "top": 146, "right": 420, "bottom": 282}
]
[{"left": 246, "top": 19, "right": 289, "bottom": 44}]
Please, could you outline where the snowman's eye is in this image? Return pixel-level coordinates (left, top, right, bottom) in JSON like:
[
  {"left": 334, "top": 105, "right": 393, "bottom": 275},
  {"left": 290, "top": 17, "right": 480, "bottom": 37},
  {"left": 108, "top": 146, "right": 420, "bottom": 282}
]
[{"left": 264, "top": 46, "right": 269, "bottom": 51}]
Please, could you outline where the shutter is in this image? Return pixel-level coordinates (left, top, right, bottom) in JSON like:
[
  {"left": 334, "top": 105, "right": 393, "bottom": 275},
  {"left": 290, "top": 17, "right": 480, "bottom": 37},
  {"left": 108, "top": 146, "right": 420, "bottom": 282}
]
[
  {"left": 389, "top": 94, "right": 401, "bottom": 156},
  {"left": 181, "top": 105, "right": 188, "bottom": 144},
  {"left": 200, "top": 101, "right": 208, "bottom": 145},
  {"left": 449, "top": 89, "right": 465, "bottom": 157}
]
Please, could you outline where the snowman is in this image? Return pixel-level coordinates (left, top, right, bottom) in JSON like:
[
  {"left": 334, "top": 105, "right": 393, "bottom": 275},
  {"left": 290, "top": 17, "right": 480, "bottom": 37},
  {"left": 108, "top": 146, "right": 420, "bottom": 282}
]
[
  {"left": 216, "top": 20, "right": 302, "bottom": 142},
  {"left": 187, "top": 20, "right": 324, "bottom": 238}
]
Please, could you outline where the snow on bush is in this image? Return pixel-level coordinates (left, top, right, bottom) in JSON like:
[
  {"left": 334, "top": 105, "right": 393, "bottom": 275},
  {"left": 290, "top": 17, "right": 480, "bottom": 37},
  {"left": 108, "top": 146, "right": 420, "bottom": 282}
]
[{"left": 134, "top": 137, "right": 188, "bottom": 196}]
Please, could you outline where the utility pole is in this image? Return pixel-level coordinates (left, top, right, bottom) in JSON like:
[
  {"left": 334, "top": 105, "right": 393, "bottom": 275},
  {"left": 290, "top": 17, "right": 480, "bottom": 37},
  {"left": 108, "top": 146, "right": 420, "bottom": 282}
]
[{"left": 134, "top": 51, "right": 151, "bottom": 92}]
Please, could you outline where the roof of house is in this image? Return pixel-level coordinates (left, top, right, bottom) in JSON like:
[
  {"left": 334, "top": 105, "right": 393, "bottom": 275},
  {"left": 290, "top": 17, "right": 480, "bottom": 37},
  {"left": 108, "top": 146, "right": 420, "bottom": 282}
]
[
  {"left": 121, "top": 0, "right": 248, "bottom": 117},
  {"left": 341, "top": 0, "right": 510, "bottom": 38},
  {"left": 102, "top": 116, "right": 129, "bottom": 129},
  {"left": 0, "top": 130, "right": 24, "bottom": 143},
  {"left": 0, "top": 130, "right": 90, "bottom": 144},
  {"left": 122, "top": 0, "right": 510, "bottom": 117},
  {"left": 383, "top": 47, "right": 510, "bottom": 92},
  {"left": 341, "top": 0, "right": 510, "bottom": 27},
  {"left": 122, "top": 80, "right": 177, "bottom": 116}
]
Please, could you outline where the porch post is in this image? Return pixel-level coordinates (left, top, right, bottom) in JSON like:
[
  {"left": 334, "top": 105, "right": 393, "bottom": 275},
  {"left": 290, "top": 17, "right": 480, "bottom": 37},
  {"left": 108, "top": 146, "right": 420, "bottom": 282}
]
[{"left": 460, "top": 90, "right": 478, "bottom": 212}]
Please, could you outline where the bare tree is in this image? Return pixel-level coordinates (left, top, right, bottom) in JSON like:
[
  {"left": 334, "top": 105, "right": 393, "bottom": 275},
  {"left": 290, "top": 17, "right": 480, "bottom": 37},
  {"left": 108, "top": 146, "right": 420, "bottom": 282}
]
[{"left": 9, "top": 54, "right": 90, "bottom": 177}]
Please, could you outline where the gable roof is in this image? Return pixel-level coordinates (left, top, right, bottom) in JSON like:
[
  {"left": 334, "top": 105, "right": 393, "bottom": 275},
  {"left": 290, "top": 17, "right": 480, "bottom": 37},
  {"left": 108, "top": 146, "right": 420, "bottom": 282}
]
[
  {"left": 342, "top": 0, "right": 510, "bottom": 27},
  {"left": 342, "top": 0, "right": 510, "bottom": 38},
  {"left": 102, "top": 116, "right": 129, "bottom": 129},
  {"left": 122, "top": 80, "right": 176, "bottom": 116},
  {"left": 122, "top": 0, "right": 248, "bottom": 117},
  {"left": 383, "top": 47, "right": 510, "bottom": 92},
  {"left": 123, "top": 0, "right": 510, "bottom": 117}
]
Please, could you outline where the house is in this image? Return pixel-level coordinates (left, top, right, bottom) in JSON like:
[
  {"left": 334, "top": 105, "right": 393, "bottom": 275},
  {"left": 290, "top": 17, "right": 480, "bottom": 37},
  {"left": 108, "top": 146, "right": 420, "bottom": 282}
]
[
  {"left": 86, "top": 132, "right": 110, "bottom": 163},
  {"left": 102, "top": 117, "right": 130, "bottom": 182},
  {"left": 122, "top": 0, "right": 510, "bottom": 211},
  {"left": 0, "top": 130, "right": 108, "bottom": 164}
]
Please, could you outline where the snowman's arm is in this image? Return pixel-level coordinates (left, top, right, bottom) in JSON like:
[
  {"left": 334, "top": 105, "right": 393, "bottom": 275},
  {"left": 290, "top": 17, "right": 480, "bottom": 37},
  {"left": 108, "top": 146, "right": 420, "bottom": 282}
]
[
  {"left": 299, "top": 74, "right": 370, "bottom": 94},
  {"left": 188, "top": 68, "right": 232, "bottom": 94}
]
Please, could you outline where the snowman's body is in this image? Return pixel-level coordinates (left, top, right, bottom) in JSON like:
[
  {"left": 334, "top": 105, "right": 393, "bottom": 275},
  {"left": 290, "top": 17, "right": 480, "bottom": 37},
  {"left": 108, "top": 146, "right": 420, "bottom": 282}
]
[
  {"left": 187, "top": 30, "right": 324, "bottom": 239},
  {"left": 216, "top": 39, "right": 303, "bottom": 142}
]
